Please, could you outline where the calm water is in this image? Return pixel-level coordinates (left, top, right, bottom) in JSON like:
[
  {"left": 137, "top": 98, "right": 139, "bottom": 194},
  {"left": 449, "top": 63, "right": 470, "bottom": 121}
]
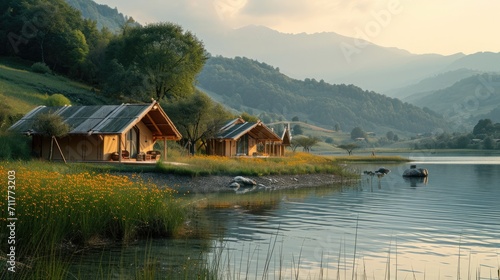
[
  {"left": 76, "top": 156, "right": 500, "bottom": 279},
  {"left": 202, "top": 156, "right": 500, "bottom": 279}
]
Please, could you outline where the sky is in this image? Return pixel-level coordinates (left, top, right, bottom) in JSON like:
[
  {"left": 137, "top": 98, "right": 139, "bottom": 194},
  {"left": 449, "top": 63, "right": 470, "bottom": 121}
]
[{"left": 94, "top": 0, "right": 500, "bottom": 55}]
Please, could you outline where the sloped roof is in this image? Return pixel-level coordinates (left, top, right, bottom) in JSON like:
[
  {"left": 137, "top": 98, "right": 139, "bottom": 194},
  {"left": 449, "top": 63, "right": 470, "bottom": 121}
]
[
  {"left": 281, "top": 127, "right": 292, "bottom": 146},
  {"left": 216, "top": 118, "right": 282, "bottom": 142},
  {"left": 9, "top": 101, "right": 182, "bottom": 140}
]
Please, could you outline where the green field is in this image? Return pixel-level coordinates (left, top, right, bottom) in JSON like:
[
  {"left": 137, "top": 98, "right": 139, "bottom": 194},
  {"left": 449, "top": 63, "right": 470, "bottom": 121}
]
[{"left": 0, "top": 57, "right": 110, "bottom": 115}]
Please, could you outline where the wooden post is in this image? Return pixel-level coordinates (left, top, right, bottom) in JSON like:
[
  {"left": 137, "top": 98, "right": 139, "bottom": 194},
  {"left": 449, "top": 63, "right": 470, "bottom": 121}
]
[
  {"left": 52, "top": 136, "right": 67, "bottom": 164},
  {"left": 118, "top": 134, "right": 122, "bottom": 162},
  {"left": 163, "top": 138, "right": 167, "bottom": 162}
]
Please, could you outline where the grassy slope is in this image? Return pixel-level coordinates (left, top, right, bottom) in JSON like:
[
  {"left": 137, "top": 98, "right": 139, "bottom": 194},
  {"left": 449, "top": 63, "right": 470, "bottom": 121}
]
[{"left": 0, "top": 57, "right": 109, "bottom": 115}]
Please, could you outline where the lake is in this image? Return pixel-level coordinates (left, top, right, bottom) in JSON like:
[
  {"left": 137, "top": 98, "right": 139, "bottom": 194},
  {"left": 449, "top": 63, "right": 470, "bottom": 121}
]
[{"left": 75, "top": 155, "right": 500, "bottom": 279}]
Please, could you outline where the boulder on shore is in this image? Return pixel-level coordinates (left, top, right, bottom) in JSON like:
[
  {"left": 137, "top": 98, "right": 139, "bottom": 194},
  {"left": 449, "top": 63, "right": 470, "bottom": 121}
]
[
  {"left": 231, "top": 176, "right": 257, "bottom": 186},
  {"left": 403, "top": 165, "right": 428, "bottom": 177}
]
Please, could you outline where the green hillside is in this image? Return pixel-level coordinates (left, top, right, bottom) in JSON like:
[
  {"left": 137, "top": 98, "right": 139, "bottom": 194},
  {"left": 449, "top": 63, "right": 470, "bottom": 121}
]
[
  {"left": 0, "top": 58, "right": 110, "bottom": 115},
  {"left": 64, "top": 0, "right": 134, "bottom": 32},
  {"left": 411, "top": 73, "right": 500, "bottom": 127},
  {"left": 385, "top": 68, "right": 482, "bottom": 100},
  {"left": 197, "top": 56, "right": 450, "bottom": 135}
]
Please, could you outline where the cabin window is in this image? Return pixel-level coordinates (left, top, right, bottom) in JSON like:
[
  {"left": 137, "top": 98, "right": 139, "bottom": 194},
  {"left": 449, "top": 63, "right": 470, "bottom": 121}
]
[
  {"left": 126, "top": 126, "right": 140, "bottom": 158},
  {"left": 236, "top": 134, "right": 248, "bottom": 155}
]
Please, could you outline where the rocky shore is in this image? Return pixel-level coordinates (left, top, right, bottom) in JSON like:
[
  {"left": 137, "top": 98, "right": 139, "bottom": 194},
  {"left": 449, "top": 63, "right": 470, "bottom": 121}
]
[{"left": 127, "top": 173, "right": 350, "bottom": 194}]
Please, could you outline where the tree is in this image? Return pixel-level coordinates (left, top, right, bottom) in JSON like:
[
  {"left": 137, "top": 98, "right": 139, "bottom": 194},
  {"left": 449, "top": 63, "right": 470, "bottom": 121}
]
[
  {"left": 291, "top": 136, "right": 319, "bottom": 152},
  {"left": 386, "top": 131, "right": 395, "bottom": 141},
  {"left": 473, "top": 119, "right": 495, "bottom": 136},
  {"left": 351, "top": 127, "right": 366, "bottom": 140},
  {"left": 292, "top": 116, "right": 299, "bottom": 122},
  {"left": 162, "top": 91, "right": 232, "bottom": 154},
  {"left": 33, "top": 113, "right": 70, "bottom": 161},
  {"left": 293, "top": 124, "right": 303, "bottom": 135},
  {"left": 338, "top": 143, "right": 359, "bottom": 156},
  {"left": 483, "top": 136, "right": 496, "bottom": 150},
  {"left": 106, "top": 22, "right": 208, "bottom": 101},
  {"left": 454, "top": 135, "right": 471, "bottom": 149}
]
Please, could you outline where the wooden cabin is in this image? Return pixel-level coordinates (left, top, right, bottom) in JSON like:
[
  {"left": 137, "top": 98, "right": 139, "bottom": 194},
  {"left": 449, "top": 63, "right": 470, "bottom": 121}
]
[
  {"left": 206, "top": 118, "right": 291, "bottom": 157},
  {"left": 9, "top": 101, "right": 181, "bottom": 162}
]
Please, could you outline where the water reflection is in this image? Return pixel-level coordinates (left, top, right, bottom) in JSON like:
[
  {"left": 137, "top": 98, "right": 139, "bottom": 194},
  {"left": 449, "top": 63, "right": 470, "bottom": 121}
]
[
  {"left": 403, "top": 176, "right": 428, "bottom": 187},
  {"left": 71, "top": 157, "right": 500, "bottom": 279}
]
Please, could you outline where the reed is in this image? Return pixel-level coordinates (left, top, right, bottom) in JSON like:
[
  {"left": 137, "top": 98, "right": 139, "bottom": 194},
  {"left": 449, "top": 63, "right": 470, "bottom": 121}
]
[{"left": 0, "top": 163, "right": 185, "bottom": 269}]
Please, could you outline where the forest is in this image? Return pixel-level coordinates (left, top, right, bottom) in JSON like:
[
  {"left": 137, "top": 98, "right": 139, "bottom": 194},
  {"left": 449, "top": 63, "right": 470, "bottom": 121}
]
[{"left": 198, "top": 56, "right": 449, "bottom": 134}]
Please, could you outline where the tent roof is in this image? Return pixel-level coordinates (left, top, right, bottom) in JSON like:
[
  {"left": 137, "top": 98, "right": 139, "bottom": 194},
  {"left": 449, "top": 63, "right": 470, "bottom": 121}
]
[
  {"left": 216, "top": 118, "right": 282, "bottom": 142},
  {"left": 9, "top": 101, "right": 182, "bottom": 140}
]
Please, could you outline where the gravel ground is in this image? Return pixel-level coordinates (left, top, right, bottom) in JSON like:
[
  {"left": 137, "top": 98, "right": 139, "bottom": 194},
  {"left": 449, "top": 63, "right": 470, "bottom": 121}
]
[{"left": 126, "top": 172, "right": 349, "bottom": 194}]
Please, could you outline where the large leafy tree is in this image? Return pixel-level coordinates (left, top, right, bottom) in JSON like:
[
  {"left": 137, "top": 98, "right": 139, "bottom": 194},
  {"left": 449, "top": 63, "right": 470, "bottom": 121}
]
[
  {"left": 106, "top": 22, "right": 207, "bottom": 101},
  {"left": 162, "top": 91, "right": 232, "bottom": 154}
]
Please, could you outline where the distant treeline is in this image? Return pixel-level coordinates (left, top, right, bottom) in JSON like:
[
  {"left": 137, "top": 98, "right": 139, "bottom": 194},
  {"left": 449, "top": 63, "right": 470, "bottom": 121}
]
[{"left": 414, "top": 119, "right": 500, "bottom": 150}]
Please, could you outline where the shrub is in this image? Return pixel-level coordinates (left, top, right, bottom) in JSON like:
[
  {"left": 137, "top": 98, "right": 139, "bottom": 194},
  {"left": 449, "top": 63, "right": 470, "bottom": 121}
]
[
  {"left": 0, "top": 132, "right": 31, "bottom": 160},
  {"left": 31, "top": 62, "right": 52, "bottom": 74},
  {"left": 44, "top": 93, "right": 72, "bottom": 106}
]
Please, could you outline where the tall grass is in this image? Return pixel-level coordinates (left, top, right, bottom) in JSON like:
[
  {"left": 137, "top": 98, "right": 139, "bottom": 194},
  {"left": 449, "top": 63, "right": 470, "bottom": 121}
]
[
  {"left": 0, "top": 163, "right": 186, "bottom": 277},
  {"left": 159, "top": 152, "right": 356, "bottom": 177}
]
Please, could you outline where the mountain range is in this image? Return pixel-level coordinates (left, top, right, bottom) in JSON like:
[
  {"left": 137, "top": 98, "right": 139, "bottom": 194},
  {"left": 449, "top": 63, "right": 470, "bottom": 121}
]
[{"left": 66, "top": 0, "right": 500, "bottom": 131}]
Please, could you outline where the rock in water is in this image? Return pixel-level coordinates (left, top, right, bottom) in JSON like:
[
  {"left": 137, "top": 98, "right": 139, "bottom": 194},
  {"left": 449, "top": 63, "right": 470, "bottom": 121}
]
[
  {"left": 403, "top": 165, "right": 429, "bottom": 177},
  {"left": 232, "top": 176, "right": 256, "bottom": 186},
  {"left": 376, "top": 167, "right": 390, "bottom": 174}
]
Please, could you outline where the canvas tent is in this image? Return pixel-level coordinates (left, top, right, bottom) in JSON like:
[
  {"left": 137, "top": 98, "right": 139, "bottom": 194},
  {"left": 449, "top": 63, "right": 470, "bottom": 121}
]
[
  {"left": 9, "top": 101, "right": 181, "bottom": 162},
  {"left": 206, "top": 118, "right": 291, "bottom": 157}
]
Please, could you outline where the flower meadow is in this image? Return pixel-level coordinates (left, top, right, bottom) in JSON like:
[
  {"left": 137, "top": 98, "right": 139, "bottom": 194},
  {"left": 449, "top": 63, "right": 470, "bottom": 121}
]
[
  {"left": 0, "top": 164, "right": 185, "bottom": 258},
  {"left": 158, "top": 152, "right": 354, "bottom": 177}
]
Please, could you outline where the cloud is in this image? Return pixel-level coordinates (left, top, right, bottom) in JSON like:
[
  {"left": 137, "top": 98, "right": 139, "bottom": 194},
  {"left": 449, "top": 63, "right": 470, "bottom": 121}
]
[{"left": 94, "top": 0, "right": 500, "bottom": 55}]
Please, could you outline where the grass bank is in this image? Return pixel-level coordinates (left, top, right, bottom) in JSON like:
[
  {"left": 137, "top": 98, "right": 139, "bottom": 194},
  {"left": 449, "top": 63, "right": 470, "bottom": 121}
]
[
  {"left": 157, "top": 152, "right": 362, "bottom": 177},
  {"left": 331, "top": 155, "right": 411, "bottom": 163}
]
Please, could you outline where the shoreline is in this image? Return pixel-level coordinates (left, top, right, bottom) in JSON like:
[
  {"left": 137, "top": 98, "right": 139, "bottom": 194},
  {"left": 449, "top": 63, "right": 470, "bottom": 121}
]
[{"left": 128, "top": 172, "right": 353, "bottom": 194}]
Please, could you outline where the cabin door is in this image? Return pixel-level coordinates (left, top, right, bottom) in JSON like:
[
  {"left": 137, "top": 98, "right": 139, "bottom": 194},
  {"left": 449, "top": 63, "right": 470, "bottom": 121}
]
[
  {"left": 126, "top": 126, "right": 140, "bottom": 158},
  {"left": 236, "top": 134, "right": 248, "bottom": 156}
]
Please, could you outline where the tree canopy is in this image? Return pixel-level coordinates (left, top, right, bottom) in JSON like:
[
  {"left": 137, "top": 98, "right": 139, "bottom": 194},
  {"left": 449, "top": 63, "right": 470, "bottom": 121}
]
[
  {"left": 350, "top": 127, "right": 366, "bottom": 140},
  {"left": 161, "top": 91, "right": 233, "bottom": 154},
  {"left": 105, "top": 23, "right": 207, "bottom": 101},
  {"left": 337, "top": 143, "right": 359, "bottom": 156}
]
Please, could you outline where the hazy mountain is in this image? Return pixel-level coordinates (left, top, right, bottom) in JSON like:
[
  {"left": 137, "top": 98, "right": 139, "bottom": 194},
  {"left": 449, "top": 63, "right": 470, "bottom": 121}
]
[
  {"left": 385, "top": 68, "right": 483, "bottom": 100},
  {"left": 70, "top": 2, "right": 500, "bottom": 96},
  {"left": 443, "top": 52, "right": 500, "bottom": 72},
  {"left": 411, "top": 73, "right": 500, "bottom": 127},
  {"left": 197, "top": 56, "right": 449, "bottom": 135},
  {"left": 199, "top": 25, "right": 467, "bottom": 93},
  {"left": 65, "top": 0, "right": 131, "bottom": 32}
]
